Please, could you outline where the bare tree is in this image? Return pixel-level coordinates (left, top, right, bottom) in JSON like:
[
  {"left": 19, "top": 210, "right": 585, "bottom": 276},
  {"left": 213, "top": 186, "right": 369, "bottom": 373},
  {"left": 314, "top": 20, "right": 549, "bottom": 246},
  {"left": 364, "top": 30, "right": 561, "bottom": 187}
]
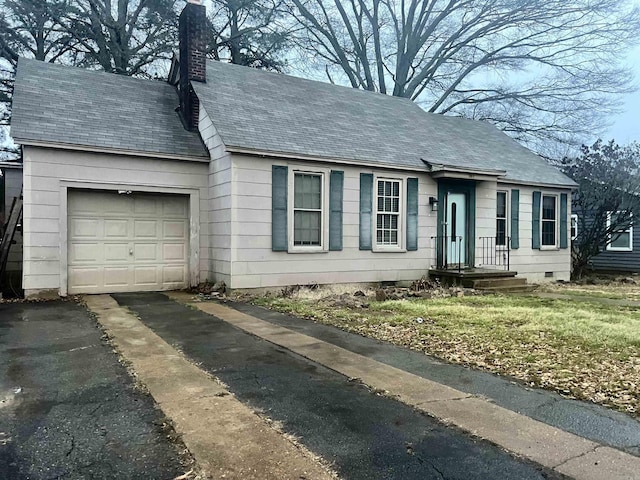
[
  {"left": 60, "top": 0, "right": 180, "bottom": 77},
  {"left": 289, "top": 0, "right": 640, "bottom": 152},
  {"left": 207, "top": 0, "right": 292, "bottom": 70},
  {"left": 0, "top": 0, "right": 78, "bottom": 159},
  {"left": 561, "top": 140, "right": 640, "bottom": 278}
]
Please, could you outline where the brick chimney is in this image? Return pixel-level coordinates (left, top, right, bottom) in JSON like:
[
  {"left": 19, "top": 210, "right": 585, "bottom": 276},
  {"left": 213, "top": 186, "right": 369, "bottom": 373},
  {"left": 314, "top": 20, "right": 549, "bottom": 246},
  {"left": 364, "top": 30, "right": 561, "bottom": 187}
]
[{"left": 179, "top": 0, "right": 207, "bottom": 131}]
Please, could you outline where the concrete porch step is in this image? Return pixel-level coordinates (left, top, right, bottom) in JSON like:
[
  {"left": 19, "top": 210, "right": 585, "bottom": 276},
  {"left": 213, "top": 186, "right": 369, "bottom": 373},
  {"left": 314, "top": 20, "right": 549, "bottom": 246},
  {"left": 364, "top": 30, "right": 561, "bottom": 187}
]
[
  {"left": 471, "top": 277, "right": 528, "bottom": 289},
  {"left": 476, "top": 284, "right": 539, "bottom": 293}
]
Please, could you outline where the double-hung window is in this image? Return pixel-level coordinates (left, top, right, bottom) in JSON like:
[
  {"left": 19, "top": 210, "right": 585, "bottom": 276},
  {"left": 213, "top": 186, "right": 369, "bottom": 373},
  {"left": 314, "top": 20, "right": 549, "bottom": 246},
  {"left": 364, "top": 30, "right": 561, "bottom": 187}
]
[
  {"left": 292, "top": 171, "right": 324, "bottom": 248},
  {"left": 496, "top": 191, "right": 508, "bottom": 246},
  {"left": 376, "top": 178, "right": 401, "bottom": 247},
  {"left": 541, "top": 194, "right": 557, "bottom": 247},
  {"left": 606, "top": 211, "right": 633, "bottom": 251}
]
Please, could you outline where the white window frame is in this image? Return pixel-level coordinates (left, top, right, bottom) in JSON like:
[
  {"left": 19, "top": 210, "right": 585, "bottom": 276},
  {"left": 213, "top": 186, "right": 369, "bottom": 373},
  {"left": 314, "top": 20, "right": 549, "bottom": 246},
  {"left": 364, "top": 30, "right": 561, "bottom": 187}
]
[
  {"left": 373, "top": 176, "right": 405, "bottom": 252},
  {"left": 496, "top": 190, "right": 509, "bottom": 248},
  {"left": 606, "top": 211, "right": 633, "bottom": 252},
  {"left": 287, "top": 167, "right": 330, "bottom": 253},
  {"left": 540, "top": 193, "right": 559, "bottom": 250},
  {"left": 570, "top": 214, "right": 578, "bottom": 241}
]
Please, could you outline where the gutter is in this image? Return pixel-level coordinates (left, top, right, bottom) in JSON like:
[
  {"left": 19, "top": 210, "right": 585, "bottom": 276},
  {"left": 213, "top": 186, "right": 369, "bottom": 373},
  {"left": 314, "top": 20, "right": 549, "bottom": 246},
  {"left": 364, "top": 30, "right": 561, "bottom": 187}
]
[{"left": 13, "top": 138, "right": 210, "bottom": 163}]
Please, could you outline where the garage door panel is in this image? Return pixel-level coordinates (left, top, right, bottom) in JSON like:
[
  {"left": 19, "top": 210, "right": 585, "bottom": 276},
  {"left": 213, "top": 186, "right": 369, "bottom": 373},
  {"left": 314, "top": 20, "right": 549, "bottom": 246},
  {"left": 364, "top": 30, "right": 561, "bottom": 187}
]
[
  {"left": 104, "top": 267, "right": 130, "bottom": 287},
  {"left": 104, "top": 219, "right": 129, "bottom": 238},
  {"left": 102, "top": 195, "right": 131, "bottom": 215},
  {"left": 134, "top": 220, "right": 159, "bottom": 238},
  {"left": 68, "top": 267, "right": 101, "bottom": 288},
  {"left": 69, "top": 243, "right": 101, "bottom": 263},
  {"left": 163, "top": 265, "right": 186, "bottom": 283},
  {"left": 68, "top": 190, "right": 189, "bottom": 294},
  {"left": 163, "top": 198, "right": 188, "bottom": 217},
  {"left": 134, "top": 266, "right": 159, "bottom": 286},
  {"left": 70, "top": 218, "right": 100, "bottom": 238},
  {"left": 134, "top": 243, "right": 158, "bottom": 261},
  {"left": 163, "top": 243, "right": 186, "bottom": 261},
  {"left": 104, "top": 243, "right": 129, "bottom": 262},
  {"left": 134, "top": 197, "right": 158, "bottom": 215},
  {"left": 163, "top": 220, "right": 187, "bottom": 238}
]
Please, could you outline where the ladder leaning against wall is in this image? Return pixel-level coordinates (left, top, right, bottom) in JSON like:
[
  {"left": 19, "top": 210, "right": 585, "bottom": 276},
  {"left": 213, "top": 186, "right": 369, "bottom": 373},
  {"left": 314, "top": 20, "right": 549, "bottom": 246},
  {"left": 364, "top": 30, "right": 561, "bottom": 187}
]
[{"left": 0, "top": 190, "right": 23, "bottom": 284}]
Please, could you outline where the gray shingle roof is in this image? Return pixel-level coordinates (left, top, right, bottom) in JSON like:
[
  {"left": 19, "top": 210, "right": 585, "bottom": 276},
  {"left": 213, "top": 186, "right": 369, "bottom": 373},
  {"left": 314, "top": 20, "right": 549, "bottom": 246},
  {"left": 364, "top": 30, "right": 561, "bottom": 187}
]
[
  {"left": 10, "top": 58, "right": 208, "bottom": 159},
  {"left": 194, "top": 61, "right": 575, "bottom": 187}
]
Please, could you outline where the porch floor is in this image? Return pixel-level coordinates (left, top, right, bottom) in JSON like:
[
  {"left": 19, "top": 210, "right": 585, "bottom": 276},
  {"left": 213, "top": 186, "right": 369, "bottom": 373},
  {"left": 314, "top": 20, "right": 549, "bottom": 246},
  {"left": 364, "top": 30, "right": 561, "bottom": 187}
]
[
  {"left": 428, "top": 268, "right": 535, "bottom": 292},
  {"left": 428, "top": 268, "right": 517, "bottom": 279}
]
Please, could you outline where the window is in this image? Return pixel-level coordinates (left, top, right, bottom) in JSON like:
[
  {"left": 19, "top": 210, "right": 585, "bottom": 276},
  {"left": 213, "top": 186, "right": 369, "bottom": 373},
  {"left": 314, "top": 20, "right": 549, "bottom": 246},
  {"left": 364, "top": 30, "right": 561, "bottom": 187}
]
[
  {"left": 292, "top": 171, "right": 324, "bottom": 249},
  {"left": 571, "top": 214, "right": 578, "bottom": 241},
  {"left": 606, "top": 211, "right": 633, "bottom": 251},
  {"left": 496, "top": 191, "right": 507, "bottom": 246},
  {"left": 541, "top": 194, "right": 557, "bottom": 247},
  {"left": 376, "top": 179, "right": 401, "bottom": 247}
]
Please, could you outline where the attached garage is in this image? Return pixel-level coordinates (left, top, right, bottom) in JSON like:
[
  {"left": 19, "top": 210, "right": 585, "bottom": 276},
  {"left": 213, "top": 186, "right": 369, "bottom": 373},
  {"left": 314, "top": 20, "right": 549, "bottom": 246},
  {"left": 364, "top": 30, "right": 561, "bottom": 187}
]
[{"left": 67, "top": 190, "right": 190, "bottom": 294}]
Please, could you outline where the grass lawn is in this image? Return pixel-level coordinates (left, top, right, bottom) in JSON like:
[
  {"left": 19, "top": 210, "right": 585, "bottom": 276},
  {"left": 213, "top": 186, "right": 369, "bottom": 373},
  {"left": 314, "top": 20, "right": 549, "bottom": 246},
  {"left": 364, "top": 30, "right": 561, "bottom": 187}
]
[
  {"left": 252, "top": 289, "right": 640, "bottom": 416},
  {"left": 539, "top": 278, "right": 640, "bottom": 301}
]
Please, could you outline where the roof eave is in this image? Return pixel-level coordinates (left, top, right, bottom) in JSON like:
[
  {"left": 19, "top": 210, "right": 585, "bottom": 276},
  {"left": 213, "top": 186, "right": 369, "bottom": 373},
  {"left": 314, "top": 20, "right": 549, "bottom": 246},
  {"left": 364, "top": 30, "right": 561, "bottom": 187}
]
[
  {"left": 15, "top": 138, "right": 209, "bottom": 162},
  {"left": 225, "top": 145, "right": 426, "bottom": 172}
]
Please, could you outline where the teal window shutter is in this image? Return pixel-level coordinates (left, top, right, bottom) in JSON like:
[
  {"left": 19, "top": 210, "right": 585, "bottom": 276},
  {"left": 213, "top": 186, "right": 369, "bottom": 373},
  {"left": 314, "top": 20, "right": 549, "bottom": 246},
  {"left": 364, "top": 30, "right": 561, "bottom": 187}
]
[
  {"left": 510, "top": 189, "right": 519, "bottom": 249},
  {"left": 406, "top": 178, "right": 418, "bottom": 251},
  {"left": 532, "top": 190, "right": 541, "bottom": 249},
  {"left": 272, "top": 165, "right": 288, "bottom": 251},
  {"left": 359, "top": 173, "right": 373, "bottom": 250},
  {"left": 329, "top": 170, "right": 344, "bottom": 251},
  {"left": 560, "top": 193, "right": 568, "bottom": 249}
]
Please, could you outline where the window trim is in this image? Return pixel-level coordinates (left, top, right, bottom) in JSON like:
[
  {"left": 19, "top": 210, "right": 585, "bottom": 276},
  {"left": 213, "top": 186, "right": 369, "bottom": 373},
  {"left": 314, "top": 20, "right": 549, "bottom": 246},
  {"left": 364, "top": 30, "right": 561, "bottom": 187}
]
[
  {"left": 606, "top": 211, "right": 633, "bottom": 252},
  {"left": 287, "top": 166, "right": 330, "bottom": 253},
  {"left": 540, "top": 193, "right": 559, "bottom": 250},
  {"left": 372, "top": 176, "right": 405, "bottom": 252},
  {"left": 496, "top": 190, "right": 509, "bottom": 248},
  {"left": 570, "top": 214, "right": 578, "bottom": 241}
]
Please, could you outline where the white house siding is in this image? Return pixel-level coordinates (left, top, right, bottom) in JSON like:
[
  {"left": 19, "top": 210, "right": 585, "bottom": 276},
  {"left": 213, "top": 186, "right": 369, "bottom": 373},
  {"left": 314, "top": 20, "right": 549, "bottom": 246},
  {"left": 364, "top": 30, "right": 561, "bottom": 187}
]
[
  {"left": 22, "top": 146, "right": 208, "bottom": 297},
  {"left": 2, "top": 166, "right": 23, "bottom": 274},
  {"left": 198, "top": 106, "right": 232, "bottom": 285},
  {"left": 495, "top": 183, "right": 571, "bottom": 282},
  {"left": 228, "top": 154, "right": 439, "bottom": 289}
]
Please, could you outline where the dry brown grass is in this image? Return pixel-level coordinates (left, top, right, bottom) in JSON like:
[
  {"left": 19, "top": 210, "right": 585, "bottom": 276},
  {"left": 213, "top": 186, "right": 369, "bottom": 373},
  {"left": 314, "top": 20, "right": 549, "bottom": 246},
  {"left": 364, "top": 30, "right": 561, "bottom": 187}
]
[{"left": 253, "top": 287, "right": 640, "bottom": 416}]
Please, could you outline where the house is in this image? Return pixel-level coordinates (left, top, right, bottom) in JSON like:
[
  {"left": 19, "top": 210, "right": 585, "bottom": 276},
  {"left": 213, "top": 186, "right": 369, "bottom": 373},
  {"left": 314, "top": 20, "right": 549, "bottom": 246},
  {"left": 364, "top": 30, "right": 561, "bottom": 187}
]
[
  {"left": 9, "top": 2, "right": 576, "bottom": 298},
  {"left": 572, "top": 204, "right": 639, "bottom": 274},
  {"left": 0, "top": 161, "right": 23, "bottom": 293}
]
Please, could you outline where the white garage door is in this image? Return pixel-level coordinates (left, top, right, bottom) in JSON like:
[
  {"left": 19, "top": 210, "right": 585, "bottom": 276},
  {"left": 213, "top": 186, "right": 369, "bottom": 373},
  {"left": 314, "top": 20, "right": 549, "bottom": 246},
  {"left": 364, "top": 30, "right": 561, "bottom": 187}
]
[{"left": 67, "top": 190, "right": 189, "bottom": 294}]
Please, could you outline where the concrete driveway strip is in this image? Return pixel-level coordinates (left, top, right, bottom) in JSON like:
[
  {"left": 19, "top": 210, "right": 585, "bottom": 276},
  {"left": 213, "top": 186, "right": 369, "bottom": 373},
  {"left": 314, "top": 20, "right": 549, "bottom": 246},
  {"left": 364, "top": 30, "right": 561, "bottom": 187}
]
[
  {"left": 0, "top": 300, "right": 186, "bottom": 480},
  {"left": 227, "top": 300, "right": 640, "bottom": 457},
  {"left": 167, "top": 292, "right": 640, "bottom": 480},
  {"left": 116, "top": 292, "right": 563, "bottom": 480},
  {"left": 83, "top": 294, "right": 335, "bottom": 480}
]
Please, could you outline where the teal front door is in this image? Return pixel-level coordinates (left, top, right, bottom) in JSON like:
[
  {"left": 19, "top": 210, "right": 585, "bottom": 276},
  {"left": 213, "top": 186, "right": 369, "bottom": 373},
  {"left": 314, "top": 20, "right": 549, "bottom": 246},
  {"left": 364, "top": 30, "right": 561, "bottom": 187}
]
[{"left": 445, "top": 192, "right": 466, "bottom": 265}]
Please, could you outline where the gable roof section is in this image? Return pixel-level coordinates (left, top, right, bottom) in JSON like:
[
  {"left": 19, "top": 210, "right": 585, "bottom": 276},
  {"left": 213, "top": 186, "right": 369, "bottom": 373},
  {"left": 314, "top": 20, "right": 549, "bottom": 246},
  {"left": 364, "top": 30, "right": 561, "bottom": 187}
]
[
  {"left": 10, "top": 59, "right": 208, "bottom": 160},
  {"left": 194, "top": 61, "right": 575, "bottom": 187}
]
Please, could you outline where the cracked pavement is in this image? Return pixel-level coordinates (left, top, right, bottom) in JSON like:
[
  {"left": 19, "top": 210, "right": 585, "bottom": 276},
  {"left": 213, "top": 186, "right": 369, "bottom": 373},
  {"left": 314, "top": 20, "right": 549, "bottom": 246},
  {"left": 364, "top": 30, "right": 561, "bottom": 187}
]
[{"left": 0, "top": 301, "right": 187, "bottom": 480}]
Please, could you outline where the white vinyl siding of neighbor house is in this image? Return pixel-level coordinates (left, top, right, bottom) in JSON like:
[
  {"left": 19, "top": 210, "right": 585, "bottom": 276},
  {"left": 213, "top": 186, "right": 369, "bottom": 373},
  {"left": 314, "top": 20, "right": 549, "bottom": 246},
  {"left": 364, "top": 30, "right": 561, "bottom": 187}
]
[
  {"left": 199, "top": 106, "right": 232, "bottom": 285},
  {"left": 22, "top": 146, "right": 209, "bottom": 297},
  {"left": 498, "top": 183, "right": 571, "bottom": 282},
  {"left": 228, "top": 154, "right": 438, "bottom": 289}
]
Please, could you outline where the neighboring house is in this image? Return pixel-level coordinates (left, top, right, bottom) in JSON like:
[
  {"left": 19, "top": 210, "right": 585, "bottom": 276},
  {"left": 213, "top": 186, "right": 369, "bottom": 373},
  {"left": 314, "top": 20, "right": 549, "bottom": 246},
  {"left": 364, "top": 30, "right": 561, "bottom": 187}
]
[
  {"left": 0, "top": 161, "right": 23, "bottom": 292},
  {"left": 9, "top": 2, "right": 576, "bottom": 298},
  {"left": 573, "top": 208, "right": 640, "bottom": 273}
]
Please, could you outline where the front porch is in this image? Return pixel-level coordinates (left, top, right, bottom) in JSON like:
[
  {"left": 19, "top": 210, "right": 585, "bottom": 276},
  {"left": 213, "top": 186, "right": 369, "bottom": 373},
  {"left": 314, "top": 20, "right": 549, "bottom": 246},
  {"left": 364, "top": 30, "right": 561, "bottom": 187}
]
[{"left": 428, "top": 267, "right": 535, "bottom": 292}]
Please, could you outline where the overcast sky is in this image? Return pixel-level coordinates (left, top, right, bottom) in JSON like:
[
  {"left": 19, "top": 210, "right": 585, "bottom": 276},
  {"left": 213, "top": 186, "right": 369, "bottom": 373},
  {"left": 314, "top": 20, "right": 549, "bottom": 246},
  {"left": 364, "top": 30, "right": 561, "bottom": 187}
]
[{"left": 607, "top": 3, "right": 640, "bottom": 145}]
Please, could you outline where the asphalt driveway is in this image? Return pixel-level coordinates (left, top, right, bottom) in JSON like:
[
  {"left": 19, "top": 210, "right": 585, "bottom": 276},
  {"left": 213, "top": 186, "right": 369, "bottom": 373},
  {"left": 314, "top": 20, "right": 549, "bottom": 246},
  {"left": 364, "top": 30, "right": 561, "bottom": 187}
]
[
  {"left": 114, "top": 292, "right": 564, "bottom": 480},
  {"left": 0, "top": 300, "right": 187, "bottom": 480}
]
